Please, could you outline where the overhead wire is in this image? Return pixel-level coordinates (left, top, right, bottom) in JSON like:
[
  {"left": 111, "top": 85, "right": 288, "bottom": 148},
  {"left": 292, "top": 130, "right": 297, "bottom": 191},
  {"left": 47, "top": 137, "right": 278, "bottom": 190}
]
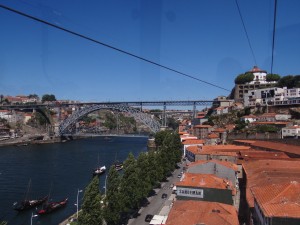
[
  {"left": 234, "top": 0, "right": 257, "bottom": 66},
  {"left": 270, "top": 0, "right": 278, "bottom": 74},
  {"left": 0, "top": 4, "right": 230, "bottom": 92}
]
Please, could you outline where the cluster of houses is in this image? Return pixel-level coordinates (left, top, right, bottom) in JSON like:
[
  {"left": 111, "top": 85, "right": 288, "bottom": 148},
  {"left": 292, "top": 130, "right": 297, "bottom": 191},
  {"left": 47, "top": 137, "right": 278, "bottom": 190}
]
[{"left": 162, "top": 130, "right": 300, "bottom": 225}]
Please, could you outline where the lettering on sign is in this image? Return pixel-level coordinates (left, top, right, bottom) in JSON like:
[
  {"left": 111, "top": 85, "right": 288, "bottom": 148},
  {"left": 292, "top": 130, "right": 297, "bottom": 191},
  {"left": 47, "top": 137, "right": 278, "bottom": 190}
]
[{"left": 177, "top": 187, "right": 204, "bottom": 198}]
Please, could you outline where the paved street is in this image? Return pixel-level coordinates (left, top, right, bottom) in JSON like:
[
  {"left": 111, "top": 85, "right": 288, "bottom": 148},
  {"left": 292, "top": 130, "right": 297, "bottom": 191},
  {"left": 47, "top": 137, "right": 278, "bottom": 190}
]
[{"left": 128, "top": 164, "right": 183, "bottom": 225}]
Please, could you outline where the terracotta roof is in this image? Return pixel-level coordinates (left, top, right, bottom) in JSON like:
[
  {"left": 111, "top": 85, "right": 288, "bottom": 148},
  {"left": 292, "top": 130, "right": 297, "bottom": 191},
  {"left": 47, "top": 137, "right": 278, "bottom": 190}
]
[
  {"left": 234, "top": 140, "right": 300, "bottom": 156},
  {"left": 239, "top": 150, "right": 290, "bottom": 160},
  {"left": 188, "top": 160, "right": 238, "bottom": 171},
  {"left": 207, "top": 133, "right": 219, "bottom": 139},
  {"left": 225, "top": 124, "right": 236, "bottom": 131},
  {"left": 252, "top": 181, "right": 300, "bottom": 218},
  {"left": 248, "top": 66, "right": 267, "bottom": 73},
  {"left": 284, "top": 125, "right": 300, "bottom": 129},
  {"left": 241, "top": 114, "right": 257, "bottom": 119},
  {"left": 251, "top": 121, "right": 290, "bottom": 125},
  {"left": 186, "top": 145, "right": 251, "bottom": 155},
  {"left": 176, "top": 173, "right": 233, "bottom": 191},
  {"left": 193, "top": 125, "right": 212, "bottom": 128},
  {"left": 165, "top": 200, "right": 239, "bottom": 225},
  {"left": 243, "top": 159, "right": 300, "bottom": 207},
  {"left": 258, "top": 113, "right": 276, "bottom": 117},
  {"left": 212, "top": 128, "right": 226, "bottom": 133},
  {"left": 182, "top": 139, "right": 205, "bottom": 145}
]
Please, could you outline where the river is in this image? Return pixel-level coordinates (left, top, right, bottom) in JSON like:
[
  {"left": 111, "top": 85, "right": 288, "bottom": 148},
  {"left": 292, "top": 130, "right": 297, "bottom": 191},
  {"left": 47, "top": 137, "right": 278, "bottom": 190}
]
[{"left": 0, "top": 136, "right": 148, "bottom": 225}]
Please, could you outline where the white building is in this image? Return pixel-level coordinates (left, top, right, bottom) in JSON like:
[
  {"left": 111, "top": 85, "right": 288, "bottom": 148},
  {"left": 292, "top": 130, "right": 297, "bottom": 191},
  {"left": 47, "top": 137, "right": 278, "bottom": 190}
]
[
  {"left": 248, "top": 66, "right": 269, "bottom": 84},
  {"left": 282, "top": 125, "right": 300, "bottom": 139},
  {"left": 240, "top": 114, "right": 257, "bottom": 123},
  {"left": 243, "top": 87, "right": 285, "bottom": 107},
  {"left": 284, "top": 87, "right": 300, "bottom": 99}
]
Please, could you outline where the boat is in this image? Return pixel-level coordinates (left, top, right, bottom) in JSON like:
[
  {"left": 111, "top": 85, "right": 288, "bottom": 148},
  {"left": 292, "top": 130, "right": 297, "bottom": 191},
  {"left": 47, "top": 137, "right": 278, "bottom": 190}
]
[
  {"left": 114, "top": 161, "right": 123, "bottom": 171},
  {"left": 93, "top": 165, "right": 106, "bottom": 176},
  {"left": 14, "top": 196, "right": 48, "bottom": 211},
  {"left": 37, "top": 198, "right": 68, "bottom": 215},
  {"left": 13, "top": 179, "right": 48, "bottom": 211}
]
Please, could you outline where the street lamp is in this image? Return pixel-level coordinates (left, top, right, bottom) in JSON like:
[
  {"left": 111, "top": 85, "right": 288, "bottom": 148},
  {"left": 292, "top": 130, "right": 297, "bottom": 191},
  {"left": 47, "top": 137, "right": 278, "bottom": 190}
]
[
  {"left": 75, "top": 189, "right": 83, "bottom": 219},
  {"left": 104, "top": 175, "right": 108, "bottom": 196},
  {"left": 31, "top": 212, "right": 38, "bottom": 225}
]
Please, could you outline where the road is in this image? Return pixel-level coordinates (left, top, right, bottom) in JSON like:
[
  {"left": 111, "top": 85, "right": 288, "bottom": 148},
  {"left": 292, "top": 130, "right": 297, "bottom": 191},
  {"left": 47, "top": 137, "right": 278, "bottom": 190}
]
[{"left": 128, "top": 163, "right": 184, "bottom": 225}]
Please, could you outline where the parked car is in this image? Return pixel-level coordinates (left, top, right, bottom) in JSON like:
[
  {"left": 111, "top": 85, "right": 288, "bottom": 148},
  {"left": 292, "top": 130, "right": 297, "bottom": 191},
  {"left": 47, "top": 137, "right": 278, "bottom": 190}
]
[
  {"left": 145, "top": 214, "right": 154, "bottom": 222},
  {"left": 162, "top": 193, "right": 168, "bottom": 199},
  {"left": 177, "top": 174, "right": 182, "bottom": 178}
]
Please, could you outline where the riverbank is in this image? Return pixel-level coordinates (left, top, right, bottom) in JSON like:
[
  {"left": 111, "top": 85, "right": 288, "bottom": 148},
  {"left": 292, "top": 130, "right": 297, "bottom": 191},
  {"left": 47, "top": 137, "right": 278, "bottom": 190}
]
[{"left": 0, "top": 134, "right": 150, "bottom": 147}]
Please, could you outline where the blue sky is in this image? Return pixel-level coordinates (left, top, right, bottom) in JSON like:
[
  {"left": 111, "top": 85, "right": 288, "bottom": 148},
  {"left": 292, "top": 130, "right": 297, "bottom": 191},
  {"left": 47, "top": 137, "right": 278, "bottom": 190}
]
[{"left": 0, "top": 0, "right": 300, "bottom": 102}]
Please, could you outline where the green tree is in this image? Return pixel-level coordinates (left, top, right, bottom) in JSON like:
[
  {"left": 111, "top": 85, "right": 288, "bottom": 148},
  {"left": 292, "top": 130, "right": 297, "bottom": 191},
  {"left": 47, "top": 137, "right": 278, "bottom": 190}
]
[
  {"left": 0, "top": 221, "right": 7, "bottom": 225},
  {"left": 103, "top": 166, "right": 122, "bottom": 225},
  {"left": 255, "top": 125, "right": 279, "bottom": 133},
  {"left": 294, "top": 75, "right": 300, "bottom": 87},
  {"left": 136, "top": 152, "right": 152, "bottom": 200},
  {"left": 154, "top": 130, "right": 170, "bottom": 149},
  {"left": 119, "top": 153, "right": 140, "bottom": 210},
  {"left": 78, "top": 176, "right": 103, "bottom": 225},
  {"left": 266, "top": 73, "right": 280, "bottom": 82},
  {"left": 41, "top": 94, "right": 56, "bottom": 103},
  {"left": 103, "top": 112, "right": 117, "bottom": 130},
  {"left": 167, "top": 117, "right": 179, "bottom": 130},
  {"left": 234, "top": 73, "right": 254, "bottom": 84},
  {"left": 147, "top": 150, "right": 163, "bottom": 185},
  {"left": 28, "top": 94, "right": 39, "bottom": 99},
  {"left": 228, "top": 87, "right": 235, "bottom": 99},
  {"left": 277, "top": 75, "right": 295, "bottom": 88}
]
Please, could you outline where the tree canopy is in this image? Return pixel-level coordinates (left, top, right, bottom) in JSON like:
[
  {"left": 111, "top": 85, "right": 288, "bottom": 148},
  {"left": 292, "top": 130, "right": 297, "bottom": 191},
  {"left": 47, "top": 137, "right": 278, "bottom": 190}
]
[
  {"left": 277, "top": 75, "right": 300, "bottom": 88},
  {"left": 78, "top": 176, "right": 103, "bottom": 225},
  {"left": 234, "top": 73, "right": 254, "bottom": 84},
  {"left": 266, "top": 74, "right": 280, "bottom": 82},
  {"left": 41, "top": 94, "right": 56, "bottom": 103},
  {"left": 102, "top": 130, "right": 182, "bottom": 225}
]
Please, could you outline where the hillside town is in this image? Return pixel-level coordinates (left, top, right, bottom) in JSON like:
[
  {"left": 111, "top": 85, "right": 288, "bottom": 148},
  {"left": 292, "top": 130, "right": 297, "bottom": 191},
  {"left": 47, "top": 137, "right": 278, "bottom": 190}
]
[{"left": 1, "top": 66, "right": 300, "bottom": 225}]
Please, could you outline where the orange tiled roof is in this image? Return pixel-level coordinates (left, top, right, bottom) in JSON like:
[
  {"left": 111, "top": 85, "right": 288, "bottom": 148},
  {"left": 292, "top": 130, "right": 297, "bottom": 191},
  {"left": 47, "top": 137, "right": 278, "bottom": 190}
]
[
  {"left": 182, "top": 139, "right": 205, "bottom": 145},
  {"left": 234, "top": 140, "right": 300, "bottom": 156},
  {"left": 176, "top": 173, "right": 233, "bottom": 190},
  {"left": 165, "top": 200, "right": 239, "bottom": 225},
  {"left": 207, "top": 133, "right": 219, "bottom": 139},
  {"left": 251, "top": 121, "right": 290, "bottom": 125},
  {"left": 212, "top": 128, "right": 226, "bottom": 133},
  {"left": 225, "top": 124, "right": 236, "bottom": 131},
  {"left": 285, "top": 125, "right": 300, "bottom": 129},
  {"left": 258, "top": 113, "right": 276, "bottom": 117},
  {"left": 241, "top": 114, "right": 257, "bottom": 119},
  {"left": 188, "top": 160, "right": 238, "bottom": 171},
  {"left": 186, "top": 145, "right": 250, "bottom": 154},
  {"left": 252, "top": 181, "right": 300, "bottom": 218},
  {"left": 243, "top": 159, "right": 300, "bottom": 207},
  {"left": 193, "top": 125, "right": 212, "bottom": 128},
  {"left": 239, "top": 150, "right": 290, "bottom": 160}
]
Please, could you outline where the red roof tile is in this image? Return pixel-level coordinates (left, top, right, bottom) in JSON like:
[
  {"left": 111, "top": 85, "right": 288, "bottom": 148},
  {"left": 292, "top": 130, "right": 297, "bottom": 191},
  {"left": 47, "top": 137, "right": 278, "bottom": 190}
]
[
  {"left": 165, "top": 200, "right": 239, "bottom": 225},
  {"left": 182, "top": 139, "right": 205, "bottom": 145},
  {"left": 252, "top": 181, "right": 300, "bottom": 218}
]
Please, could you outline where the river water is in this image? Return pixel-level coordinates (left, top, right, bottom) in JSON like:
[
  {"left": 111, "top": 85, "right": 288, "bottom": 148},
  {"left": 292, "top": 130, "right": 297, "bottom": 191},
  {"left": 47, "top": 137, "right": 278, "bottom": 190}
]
[{"left": 0, "top": 136, "right": 148, "bottom": 225}]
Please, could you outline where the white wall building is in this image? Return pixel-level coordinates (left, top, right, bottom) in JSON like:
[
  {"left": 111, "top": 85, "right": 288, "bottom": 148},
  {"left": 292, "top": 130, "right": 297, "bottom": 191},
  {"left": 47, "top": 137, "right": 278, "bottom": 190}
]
[
  {"left": 248, "top": 66, "right": 269, "bottom": 84},
  {"left": 282, "top": 125, "right": 300, "bottom": 139},
  {"left": 243, "top": 87, "right": 285, "bottom": 107},
  {"left": 284, "top": 87, "right": 300, "bottom": 99}
]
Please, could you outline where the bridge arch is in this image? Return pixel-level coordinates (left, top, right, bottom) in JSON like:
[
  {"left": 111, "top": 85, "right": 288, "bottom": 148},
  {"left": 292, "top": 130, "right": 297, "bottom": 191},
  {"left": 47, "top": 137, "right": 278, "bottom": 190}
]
[{"left": 59, "top": 104, "right": 161, "bottom": 135}]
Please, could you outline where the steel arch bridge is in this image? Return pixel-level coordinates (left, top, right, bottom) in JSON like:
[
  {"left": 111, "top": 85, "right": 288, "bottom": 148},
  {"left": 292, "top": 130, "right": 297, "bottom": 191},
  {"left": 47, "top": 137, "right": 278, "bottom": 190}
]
[{"left": 59, "top": 104, "right": 161, "bottom": 135}]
